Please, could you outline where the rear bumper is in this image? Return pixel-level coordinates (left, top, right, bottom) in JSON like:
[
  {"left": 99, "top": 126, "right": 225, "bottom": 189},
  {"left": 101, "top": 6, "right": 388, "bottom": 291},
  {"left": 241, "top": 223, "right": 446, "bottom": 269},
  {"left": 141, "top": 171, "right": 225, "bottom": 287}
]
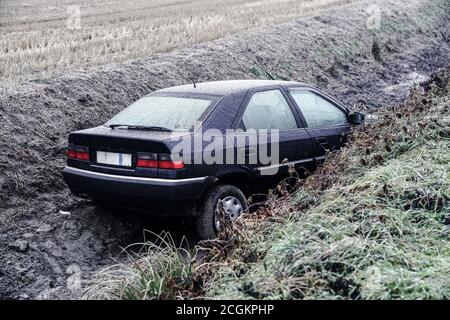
[{"left": 63, "top": 166, "right": 213, "bottom": 202}]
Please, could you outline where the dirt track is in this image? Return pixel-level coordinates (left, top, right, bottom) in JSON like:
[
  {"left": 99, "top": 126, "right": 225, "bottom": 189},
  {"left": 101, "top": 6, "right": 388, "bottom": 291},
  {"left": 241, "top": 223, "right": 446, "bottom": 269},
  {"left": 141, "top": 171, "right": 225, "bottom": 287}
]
[{"left": 0, "top": 0, "right": 449, "bottom": 299}]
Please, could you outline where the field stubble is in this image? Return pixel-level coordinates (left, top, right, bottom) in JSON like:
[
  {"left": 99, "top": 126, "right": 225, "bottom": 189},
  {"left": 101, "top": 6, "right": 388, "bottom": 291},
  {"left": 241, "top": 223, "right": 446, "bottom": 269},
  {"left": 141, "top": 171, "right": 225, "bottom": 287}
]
[{"left": 0, "top": 0, "right": 358, "bottom": 88}]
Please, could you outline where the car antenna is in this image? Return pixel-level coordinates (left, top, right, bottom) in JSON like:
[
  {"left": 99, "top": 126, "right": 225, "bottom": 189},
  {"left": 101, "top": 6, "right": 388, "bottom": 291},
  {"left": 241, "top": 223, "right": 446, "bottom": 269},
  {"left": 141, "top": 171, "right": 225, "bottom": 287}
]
[
  {"left": 192, "top": 80, "right": 197, "bottom": 88},
  {"left": 262, "top": 66, "right": 275, "bottom": 80},
  {"left": 253, "top": 60, "right": 276, "bottom": 80}
]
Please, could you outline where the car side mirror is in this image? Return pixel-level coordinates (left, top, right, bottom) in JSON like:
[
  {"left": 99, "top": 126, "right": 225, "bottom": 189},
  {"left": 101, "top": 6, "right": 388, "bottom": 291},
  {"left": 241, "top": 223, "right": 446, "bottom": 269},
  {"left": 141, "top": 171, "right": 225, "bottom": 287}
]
[{"left": 348, "top": 111, "right": 365, "bottom": 125}]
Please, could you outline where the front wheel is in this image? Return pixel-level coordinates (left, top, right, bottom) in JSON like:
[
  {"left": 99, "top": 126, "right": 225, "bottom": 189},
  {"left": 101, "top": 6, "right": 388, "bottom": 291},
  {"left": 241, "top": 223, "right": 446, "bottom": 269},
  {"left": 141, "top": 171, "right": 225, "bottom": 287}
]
[{"left": 196, "top": 184, "right": 247, "bottom": 240}]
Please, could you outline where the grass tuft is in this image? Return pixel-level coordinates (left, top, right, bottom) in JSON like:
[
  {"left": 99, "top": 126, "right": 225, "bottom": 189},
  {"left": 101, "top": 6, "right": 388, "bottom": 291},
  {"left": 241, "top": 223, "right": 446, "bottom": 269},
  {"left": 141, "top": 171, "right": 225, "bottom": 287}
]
[{"left": 84, "top": 231, "right": 197, "bottom": 300}]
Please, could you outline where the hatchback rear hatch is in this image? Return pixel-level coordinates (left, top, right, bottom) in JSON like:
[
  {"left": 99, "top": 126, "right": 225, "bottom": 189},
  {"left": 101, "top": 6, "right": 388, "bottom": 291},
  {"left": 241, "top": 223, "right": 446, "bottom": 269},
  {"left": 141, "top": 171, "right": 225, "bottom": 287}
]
[
  {"left": 67, "top": 93, "right": 219, "bottom": 178},
  {"left": 67, "top": 126, "right": 189, "bottom": 178}
]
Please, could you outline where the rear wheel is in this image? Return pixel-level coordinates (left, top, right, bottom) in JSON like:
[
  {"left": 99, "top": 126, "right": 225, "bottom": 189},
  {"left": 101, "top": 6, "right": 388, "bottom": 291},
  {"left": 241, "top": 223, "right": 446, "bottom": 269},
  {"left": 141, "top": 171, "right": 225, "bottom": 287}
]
[{"left": 196, "top": 184, "right": 247, "bottom": 240}]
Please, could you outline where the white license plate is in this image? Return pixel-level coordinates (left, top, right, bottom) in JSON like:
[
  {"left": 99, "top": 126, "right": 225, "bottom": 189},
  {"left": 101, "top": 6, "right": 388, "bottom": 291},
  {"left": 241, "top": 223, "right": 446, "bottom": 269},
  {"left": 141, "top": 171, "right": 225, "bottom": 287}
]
[{"left": 96, "top": 151, "right": 132, "bottom": 167}]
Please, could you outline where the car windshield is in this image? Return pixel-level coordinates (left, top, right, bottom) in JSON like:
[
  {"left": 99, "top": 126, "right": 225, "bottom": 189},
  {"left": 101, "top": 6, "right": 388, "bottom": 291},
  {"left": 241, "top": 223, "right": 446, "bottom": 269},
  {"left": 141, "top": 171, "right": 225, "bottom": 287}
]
[{"left": 105, "top": 95, "right": 213, "bottom": 131}]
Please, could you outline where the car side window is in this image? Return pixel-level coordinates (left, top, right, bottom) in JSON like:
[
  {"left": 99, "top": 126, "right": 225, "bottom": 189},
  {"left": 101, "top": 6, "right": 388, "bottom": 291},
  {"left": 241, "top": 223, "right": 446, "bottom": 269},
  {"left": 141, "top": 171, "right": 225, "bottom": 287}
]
[
  {"left": 241, "top": 89, "right": 297, "bottom": 130},
  {"left": 290, "top": 90, "right": 349, "bottom": 128}
]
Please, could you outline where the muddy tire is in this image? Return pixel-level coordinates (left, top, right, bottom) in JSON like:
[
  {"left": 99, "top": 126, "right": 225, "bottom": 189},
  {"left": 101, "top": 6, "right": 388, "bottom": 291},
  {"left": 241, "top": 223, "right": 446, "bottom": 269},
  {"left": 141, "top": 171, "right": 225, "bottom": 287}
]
[{"left": 196, "top": 184, "right": 247, "bottom": 240}]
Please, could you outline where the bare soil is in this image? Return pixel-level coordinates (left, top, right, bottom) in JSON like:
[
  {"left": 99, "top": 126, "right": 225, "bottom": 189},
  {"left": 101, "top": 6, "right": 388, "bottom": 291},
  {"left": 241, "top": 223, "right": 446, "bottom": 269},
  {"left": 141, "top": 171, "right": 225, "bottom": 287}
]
[{"left": 0, "top": 0, "right": 448, "bottom": 299}]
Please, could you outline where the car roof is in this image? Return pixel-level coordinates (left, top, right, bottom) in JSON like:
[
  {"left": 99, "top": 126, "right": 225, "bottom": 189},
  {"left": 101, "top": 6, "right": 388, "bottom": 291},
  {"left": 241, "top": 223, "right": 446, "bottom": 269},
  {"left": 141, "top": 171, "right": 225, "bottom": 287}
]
[{"left": 153, "top": 80, "right": 307, "bottom": 96}]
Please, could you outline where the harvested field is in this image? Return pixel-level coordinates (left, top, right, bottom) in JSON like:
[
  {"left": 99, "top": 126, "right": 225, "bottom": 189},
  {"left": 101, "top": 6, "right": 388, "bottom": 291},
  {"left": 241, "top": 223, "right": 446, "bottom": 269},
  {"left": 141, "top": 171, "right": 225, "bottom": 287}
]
[
  {"left": 0, "top": 0, "right": 449, "bottom": 299},
  {"left": 0, "top": 0, "right": 359, "bottom": 88}
]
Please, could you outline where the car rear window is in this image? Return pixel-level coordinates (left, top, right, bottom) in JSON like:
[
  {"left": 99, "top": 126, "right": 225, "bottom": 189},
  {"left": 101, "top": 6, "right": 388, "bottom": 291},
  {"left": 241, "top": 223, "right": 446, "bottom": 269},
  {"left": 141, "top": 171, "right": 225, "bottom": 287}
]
[{"left": 105, "top": 95, "right": 213, "bottom": 131}]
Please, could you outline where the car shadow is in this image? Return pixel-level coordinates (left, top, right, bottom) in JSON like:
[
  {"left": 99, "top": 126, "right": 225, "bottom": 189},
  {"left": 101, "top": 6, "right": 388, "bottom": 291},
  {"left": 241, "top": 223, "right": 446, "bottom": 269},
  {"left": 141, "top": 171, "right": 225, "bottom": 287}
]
[{"left": 93, "top": 203, "right": 200, "bottom": 255}]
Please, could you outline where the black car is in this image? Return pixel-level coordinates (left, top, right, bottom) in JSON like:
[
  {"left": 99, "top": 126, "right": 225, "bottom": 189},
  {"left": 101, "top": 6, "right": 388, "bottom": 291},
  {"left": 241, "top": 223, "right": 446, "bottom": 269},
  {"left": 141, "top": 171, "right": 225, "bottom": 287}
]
[{"left": 63, "top": 80, "right": 364, "bottom": 239}]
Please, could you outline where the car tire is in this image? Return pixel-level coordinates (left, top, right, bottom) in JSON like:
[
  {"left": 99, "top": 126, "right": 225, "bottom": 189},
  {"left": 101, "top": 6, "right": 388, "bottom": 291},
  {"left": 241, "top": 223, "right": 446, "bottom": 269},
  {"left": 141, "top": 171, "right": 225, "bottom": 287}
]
[{"left": 196, "top": 184, "right": 247, "bottom": 240}]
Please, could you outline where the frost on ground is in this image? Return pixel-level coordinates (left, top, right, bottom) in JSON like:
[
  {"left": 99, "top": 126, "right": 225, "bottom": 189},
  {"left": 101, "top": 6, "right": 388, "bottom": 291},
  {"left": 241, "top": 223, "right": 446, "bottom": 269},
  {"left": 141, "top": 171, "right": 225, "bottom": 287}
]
[{"left": 0, "top": 0, "right": 449, "bottom": 299}]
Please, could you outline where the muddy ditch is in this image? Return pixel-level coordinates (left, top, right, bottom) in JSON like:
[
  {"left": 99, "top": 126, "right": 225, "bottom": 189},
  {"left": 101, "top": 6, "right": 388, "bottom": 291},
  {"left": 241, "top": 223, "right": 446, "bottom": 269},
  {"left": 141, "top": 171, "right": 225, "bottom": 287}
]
[{"left": 0, "top": 0, "right": 449, "bottom": 299}]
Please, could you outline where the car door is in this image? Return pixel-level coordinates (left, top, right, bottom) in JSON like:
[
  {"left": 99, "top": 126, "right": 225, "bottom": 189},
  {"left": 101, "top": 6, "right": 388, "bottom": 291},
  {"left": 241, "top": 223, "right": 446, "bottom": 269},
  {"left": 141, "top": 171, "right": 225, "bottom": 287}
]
[
  {"left": 233, "top": 87, "right": 314, "bottom": 187},
  {"left": 287, "top": 88, "right": 351, "bottom": 162}
]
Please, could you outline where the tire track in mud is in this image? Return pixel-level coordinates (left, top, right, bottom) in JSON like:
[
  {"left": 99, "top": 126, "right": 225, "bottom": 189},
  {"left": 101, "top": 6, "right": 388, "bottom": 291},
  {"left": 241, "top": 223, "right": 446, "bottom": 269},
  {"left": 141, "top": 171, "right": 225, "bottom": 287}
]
[{"left": 0, "top": 0, "right": 449, "bottom": 299}]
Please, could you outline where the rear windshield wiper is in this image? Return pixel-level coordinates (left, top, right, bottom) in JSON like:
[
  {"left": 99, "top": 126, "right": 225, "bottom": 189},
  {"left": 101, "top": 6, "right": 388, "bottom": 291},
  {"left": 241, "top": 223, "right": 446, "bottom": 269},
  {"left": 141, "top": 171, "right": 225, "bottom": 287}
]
[{"left": 108, "top": 124, "right": 172, "bottom": 132}]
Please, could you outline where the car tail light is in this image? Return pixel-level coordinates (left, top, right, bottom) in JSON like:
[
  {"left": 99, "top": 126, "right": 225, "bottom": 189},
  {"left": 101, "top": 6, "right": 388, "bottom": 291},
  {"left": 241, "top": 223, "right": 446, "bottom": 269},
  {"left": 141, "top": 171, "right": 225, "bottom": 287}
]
[
  {"left": 158, "top": 154, "right": 184, "bottom": 169},
  {"left": 136, "top": 152, "right": 158, "bottom": 168},
  {"left": 158, "top": 160, "right": 184, "bottom": 169},
  {"left": 136, "top": 152, "right": 184, "bottom": 170},
  {"left": 67, "top": 144, "right": 90, "bottom": 161},
  {"left": 136, "top": 159, "right": 158, "bottom": 168}
]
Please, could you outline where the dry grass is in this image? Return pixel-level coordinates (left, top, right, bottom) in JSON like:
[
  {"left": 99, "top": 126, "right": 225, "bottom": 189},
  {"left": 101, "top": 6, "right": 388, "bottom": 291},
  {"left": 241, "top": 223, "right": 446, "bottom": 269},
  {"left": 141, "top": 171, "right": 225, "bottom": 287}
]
[{"left": 0, "top": 0, "right": 360, "bottom": 89}]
